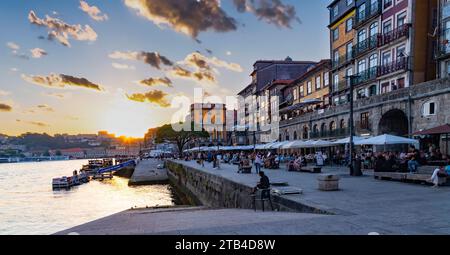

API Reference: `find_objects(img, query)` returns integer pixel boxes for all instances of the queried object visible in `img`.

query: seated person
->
[252,171,270,194]
[429,166,449,188]
[238,157,251,173]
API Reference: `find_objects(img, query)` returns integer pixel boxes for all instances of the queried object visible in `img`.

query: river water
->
[0,160,176,235]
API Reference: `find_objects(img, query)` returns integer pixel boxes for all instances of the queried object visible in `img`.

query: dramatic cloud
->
[112,63,135,70]
[79,1,109,21]
[6,42,20,51]
[21,73,103,91]
[124,0,237,38]
[0,103,12,112]
[16,119,49,127]
[233,0,300,28]
[139,77,172,87]
[28,10,98,47]
[30,48,48,58]
[10,68,19,72]
[169,66,216,84]
[126,90,170,107]
[181,52,243,72]
[109,51,173,69]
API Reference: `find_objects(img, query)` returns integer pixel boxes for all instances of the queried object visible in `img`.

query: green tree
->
[155,123,209,155]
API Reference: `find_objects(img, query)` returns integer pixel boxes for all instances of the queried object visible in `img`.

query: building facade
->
[329,0,357,106]
[190,103,229,145]
[330,0,437,104]
[437,0,450,78]
[236,57,317,144]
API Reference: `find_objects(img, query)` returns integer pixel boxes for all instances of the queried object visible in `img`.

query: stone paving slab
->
[129,159,168,185]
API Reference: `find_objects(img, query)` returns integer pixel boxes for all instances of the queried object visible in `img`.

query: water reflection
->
[0,160,176,235]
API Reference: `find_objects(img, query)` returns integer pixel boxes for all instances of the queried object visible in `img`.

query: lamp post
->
[344,74,361,176]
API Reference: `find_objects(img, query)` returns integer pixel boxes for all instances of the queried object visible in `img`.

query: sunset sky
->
[0,0,329,138]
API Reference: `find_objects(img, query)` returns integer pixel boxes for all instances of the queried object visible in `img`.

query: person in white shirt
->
[254,154,262,174]
[429,166,448,188]
[316,152,324,167]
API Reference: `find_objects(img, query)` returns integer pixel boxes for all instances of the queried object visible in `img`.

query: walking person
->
[254,154,262,174]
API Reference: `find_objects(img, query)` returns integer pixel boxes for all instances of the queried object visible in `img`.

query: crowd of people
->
[180,143,450,188]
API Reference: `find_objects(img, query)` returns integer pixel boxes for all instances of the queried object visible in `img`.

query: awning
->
[412,124,450,136]
[333,136,368,145]
[354,134,419,146]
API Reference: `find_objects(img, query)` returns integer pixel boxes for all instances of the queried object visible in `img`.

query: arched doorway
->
[378,109,409,136]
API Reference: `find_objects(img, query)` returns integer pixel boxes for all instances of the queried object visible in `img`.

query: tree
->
[155,123,209,155]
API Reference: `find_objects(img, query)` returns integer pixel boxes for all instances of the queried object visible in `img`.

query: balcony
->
[380,24,410,46]
[310,128,350,139]
[379,57,409,77]
[354,66,378,86]
[332,53,353,69]
[355,1,382,28]
[332,80,348,94]
[353,34,379,58]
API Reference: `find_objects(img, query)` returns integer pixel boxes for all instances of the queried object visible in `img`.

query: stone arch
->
[330,121,336,131]
[340,119,346,129]
[293,131,298,140]
[302,125,309,139]
[378,109,409,136]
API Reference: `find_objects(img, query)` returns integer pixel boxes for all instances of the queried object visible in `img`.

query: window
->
[299,85,304,97]
[423,101,437,117]
[369,22,378,37]
[330,121,336,131]
[347,0,353,6]
[382,51,391,66]
[358,3,366,21]
[333,74,339,91]
[381,82,390,93]
[333,6,339,17]
[316,76,321,89]
[397,11,406,27]
[293,88,298,101]
[307,81,312,94]
[383,20,392,34]
[369,85,377,96]
[340,119,346,129]
[369,53,378,68]
[346,18,353,32]
[358,60,366,72]
[358,29,367,43]
[384,0,393,9]
[357,88,366,99]
[397,45,406,58]
[397,77,405,89]
[361,112,370,129]
[333,28,339,41]
[324,72,330,87]
[334,50,339,63]
[346,42,353,59]
[370,0,379,11]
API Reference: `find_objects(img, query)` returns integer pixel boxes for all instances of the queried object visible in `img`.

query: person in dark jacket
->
[374,154,386,172]
[252,171,270,193]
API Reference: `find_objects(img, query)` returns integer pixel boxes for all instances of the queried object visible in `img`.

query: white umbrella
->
[268,141,290,149]
[354,134,419,146]
[304,140,333,148]
[282,140,308,149]
[333,136,368,145]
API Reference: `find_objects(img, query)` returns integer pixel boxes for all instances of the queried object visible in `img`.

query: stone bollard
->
[317,174,340,191]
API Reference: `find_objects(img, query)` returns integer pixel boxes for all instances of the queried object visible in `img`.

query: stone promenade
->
[57,161,450,235]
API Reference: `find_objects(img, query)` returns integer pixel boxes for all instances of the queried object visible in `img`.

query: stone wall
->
[166,160,334,214]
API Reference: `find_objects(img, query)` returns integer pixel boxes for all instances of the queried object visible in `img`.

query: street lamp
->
[344,74,362,176]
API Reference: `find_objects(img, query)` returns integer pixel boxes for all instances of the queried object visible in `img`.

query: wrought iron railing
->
[380,24,410,46]
[379,57,409,76]
[354,66,379,86]
[353,34,379,58]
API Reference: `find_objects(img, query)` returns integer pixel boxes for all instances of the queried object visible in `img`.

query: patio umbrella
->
[333,136,368,145]
[354,134,419,147]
